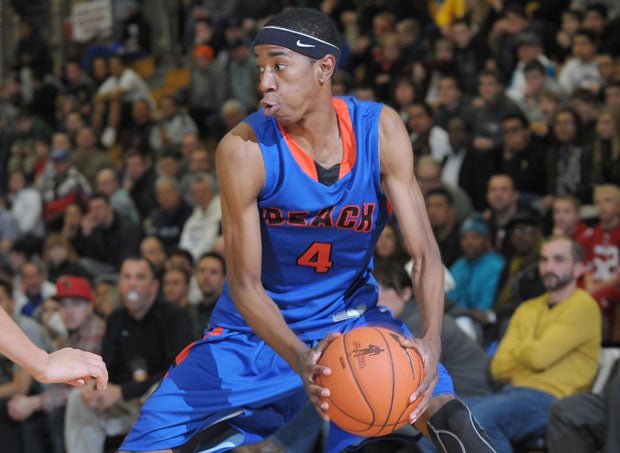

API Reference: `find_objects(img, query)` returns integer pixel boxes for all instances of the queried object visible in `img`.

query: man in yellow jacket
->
[463,234,601,452]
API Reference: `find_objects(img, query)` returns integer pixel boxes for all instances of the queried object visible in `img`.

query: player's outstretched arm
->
[378,105,445,423]
[216,124,334,418]
[0,307,108,388]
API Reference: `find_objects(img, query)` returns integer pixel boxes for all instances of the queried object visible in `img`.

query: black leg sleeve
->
[427,399,497,453]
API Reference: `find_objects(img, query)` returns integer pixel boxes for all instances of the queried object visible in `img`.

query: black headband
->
[254,26,341,64]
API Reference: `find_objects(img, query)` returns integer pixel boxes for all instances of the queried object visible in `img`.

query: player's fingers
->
[314,332,341,355]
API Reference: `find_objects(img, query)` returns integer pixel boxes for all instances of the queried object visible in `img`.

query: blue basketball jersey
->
[210,97,390,340]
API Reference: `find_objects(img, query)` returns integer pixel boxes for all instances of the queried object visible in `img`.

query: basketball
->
[316,326,425,437]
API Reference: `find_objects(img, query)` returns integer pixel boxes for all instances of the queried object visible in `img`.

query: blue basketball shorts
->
[120,307,455,452]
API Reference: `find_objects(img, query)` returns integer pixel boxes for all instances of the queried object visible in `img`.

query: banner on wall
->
[71,0,113,42]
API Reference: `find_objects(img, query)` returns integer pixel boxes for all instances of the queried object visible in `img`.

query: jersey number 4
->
[297,242,333,273]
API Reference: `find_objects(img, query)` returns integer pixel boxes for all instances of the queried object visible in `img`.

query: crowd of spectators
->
[1,0,620,452]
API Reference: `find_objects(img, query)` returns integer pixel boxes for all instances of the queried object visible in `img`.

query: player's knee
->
[427,398,497,453]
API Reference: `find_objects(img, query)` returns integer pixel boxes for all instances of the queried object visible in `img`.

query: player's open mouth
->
[261,100,278,116]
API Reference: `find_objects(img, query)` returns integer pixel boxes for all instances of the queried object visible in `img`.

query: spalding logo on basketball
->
[317,326,425,436]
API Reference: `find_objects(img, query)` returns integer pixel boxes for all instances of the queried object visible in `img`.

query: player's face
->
[255,44,321,126]
[539,238,579,291]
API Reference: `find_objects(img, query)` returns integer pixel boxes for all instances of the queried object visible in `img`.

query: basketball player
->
[0,306,108,388]
[120,8,496,453]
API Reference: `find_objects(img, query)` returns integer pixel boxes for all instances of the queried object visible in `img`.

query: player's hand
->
[400,335,440,424]
[35,348,108,389]
[298,331,341,421]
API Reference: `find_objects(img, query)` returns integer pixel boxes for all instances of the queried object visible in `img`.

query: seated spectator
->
[491,210,546,343]
[153,95,199,150]
[73,193,141,274]
[449,19,489,97]
[0,198,20,258]
[570,88,598,146]
[179,173,221,262]
[122,98,160,155]
[492,113,548,212]
[179,147,213,204]
[123,149,158,220]
[463,235,601,452]
[551,194,589,240]
[117,1,152,59]
[433,75,476,130]
[406,102,451,162]
[447,213,505,342]
[61,60,94,117]
[425,188,462,267]
[41,233,91,283]
[443,116,493,211]
[194,252,226,335]
[373,222,410,269]
[604,81,620,108]
[34,296,67,347]
[144,177,192,251]
[0,279,54,452]
[162,266,191,310]
[40,147,92,232]
[92,277,121,320]
[63,257,194,452]
[547,373,620,453]
[472,69,523,152]
[60,203,85,243]
[71,126,113,189]
[95,167,140,225]
[91,54,155,148]
[7,169,44,238]
[7,276,105,453]
[580,184,620,342]
[484,173,520,257]
[546,107,594,204]
[592,106,620,186]
[416,155,474,224]
[13,260,56,317]
[139,236,167,283]
[558,29,603,96]
[516,59,566,126]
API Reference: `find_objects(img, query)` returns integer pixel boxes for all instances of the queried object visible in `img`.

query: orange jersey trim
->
[278,97,357,182]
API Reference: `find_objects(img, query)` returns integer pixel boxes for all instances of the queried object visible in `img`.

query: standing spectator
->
[425,188,462,267]
[63,257,194,453]
[464,235,601,452]
[73,193,141,274]
[145,177,193,251]
[95,167,140,225]
[449,19,489,96]
[546,107,594,204]
[122,99,160,155]
[179,173,222,262]
[11,20,52,102]
[580,184,620,341]
[61,60,94,117]
[118,1,152,59]
[447,214,505,342]
[7,276,105,453]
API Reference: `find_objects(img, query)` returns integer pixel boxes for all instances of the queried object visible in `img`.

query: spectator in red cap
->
[7,275,105,452]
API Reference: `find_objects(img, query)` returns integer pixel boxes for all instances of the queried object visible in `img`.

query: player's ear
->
[317,55,336,83]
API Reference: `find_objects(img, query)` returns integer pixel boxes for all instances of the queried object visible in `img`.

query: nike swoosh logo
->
[296,40,316,48]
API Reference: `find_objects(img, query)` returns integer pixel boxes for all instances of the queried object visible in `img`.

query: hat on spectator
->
[56,276,94,303]
[50,148,71,161]
[460,213,490,237]
[516,31,542,47]
[506,209,542,231]
[193,44,215,62]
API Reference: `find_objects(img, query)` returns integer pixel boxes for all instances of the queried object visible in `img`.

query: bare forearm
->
[0,309,48,379]
[410,249,444,341]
